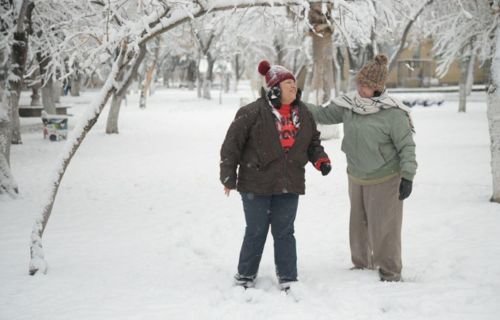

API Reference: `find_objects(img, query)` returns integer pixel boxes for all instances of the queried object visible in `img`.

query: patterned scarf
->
[269,102,300,150]
[333,91,415,131]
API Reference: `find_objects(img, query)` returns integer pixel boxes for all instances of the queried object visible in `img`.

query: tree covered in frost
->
[28,0,313,276]
[424,0,495,112]
[487,1,500,202]
[0,0,33,197]
[424,0,499,201]
[328,0,434,90]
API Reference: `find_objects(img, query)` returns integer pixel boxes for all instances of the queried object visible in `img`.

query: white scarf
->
[332,91,415,131]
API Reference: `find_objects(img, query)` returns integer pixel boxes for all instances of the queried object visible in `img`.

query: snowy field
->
[1,84,499,320]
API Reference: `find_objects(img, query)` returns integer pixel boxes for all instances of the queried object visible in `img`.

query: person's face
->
[279,79,297,104]
[357,84,376,98]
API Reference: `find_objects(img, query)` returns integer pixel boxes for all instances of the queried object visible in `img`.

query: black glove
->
[320,163,331,176]
[399,178,413,200]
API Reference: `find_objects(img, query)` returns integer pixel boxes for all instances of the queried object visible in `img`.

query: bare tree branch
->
[388,0,434,72]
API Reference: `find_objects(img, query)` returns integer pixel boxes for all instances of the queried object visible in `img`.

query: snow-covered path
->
[1,87,498,319]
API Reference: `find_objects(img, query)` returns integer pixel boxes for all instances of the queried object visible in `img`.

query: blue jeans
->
[237,192,299,282]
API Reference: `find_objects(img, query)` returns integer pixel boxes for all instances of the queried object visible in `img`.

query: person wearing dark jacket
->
[220,60,331,291]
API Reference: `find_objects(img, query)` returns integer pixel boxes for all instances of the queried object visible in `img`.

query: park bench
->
[19,105,71,117]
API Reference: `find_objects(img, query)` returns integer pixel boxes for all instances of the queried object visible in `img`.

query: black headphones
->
[266,86,302,109]
[267,86,282,109]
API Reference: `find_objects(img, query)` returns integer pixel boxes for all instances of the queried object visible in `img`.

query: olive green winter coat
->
[307,96,417,183]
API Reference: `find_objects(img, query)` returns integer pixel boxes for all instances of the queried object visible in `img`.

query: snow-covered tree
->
[26,1,94,113]
[138,36,161,109]
[424,0,498,201]
[28,0,312,276]
[329,0,434,91]
[308,1,334,103]
[426,0,494,112]
[0,0,33,196]
[487,1,500,202]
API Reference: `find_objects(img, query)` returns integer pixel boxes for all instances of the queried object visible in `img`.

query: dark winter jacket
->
[220,90,328,195]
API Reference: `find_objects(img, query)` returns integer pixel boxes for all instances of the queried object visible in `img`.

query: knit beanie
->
[258,60,295,88]
[356,54,388,91]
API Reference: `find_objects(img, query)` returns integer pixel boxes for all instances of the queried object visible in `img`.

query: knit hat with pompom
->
[356,54,388,91]
[258,60,295,88]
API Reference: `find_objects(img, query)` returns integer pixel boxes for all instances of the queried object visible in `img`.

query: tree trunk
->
[0,91,18,196]
[224,72,230,93]
[9,31,28,145]
[1,95,13,168]
[187,59,197,91]
[197,76,202,98]
[163,68,169,87]
[53,80,61,104]
[41,77,57,114]
[466,51,476,96]
[0,151,18,196]
[70,74,81,97]
[203,54,214,99]
[1,0,32,193]
[139,37,160,109]
[202,78,211,99]
[196,55,203,98]
[37,52,57,114]
[458,56,468,113]
[70,62,82,96]
[10,101,22,144]
[308,2,339,140]
[105,46,146,134]
[275,39,284,65]
[233,54,241,92]
[106,92,124,134]
[139,61,157,109]
[30,84,41,106]
[139,85,146,109]
[487,26,500,203]
[311,33,334,104]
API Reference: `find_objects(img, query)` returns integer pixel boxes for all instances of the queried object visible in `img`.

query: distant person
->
[307,54,417,282]
[220,60,331,291]
[63,79,71,96]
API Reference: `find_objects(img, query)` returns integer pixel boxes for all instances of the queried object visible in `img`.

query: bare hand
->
[224,187,231,197]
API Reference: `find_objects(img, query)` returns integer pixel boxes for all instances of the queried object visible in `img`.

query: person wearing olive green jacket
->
[308,54,417,282]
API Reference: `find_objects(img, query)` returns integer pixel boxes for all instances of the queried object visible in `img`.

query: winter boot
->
[234,274,256,289]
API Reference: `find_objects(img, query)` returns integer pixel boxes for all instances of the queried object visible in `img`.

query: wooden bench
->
[19,105,71,117]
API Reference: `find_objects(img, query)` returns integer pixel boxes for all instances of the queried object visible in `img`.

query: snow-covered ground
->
[1,85,499,320]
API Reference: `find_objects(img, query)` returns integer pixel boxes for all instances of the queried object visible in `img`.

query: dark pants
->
[237,192,299,282]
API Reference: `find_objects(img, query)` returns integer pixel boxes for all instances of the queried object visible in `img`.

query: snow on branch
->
[28,41,127,276]
[429,0,496,77]
[138,0,309,45]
